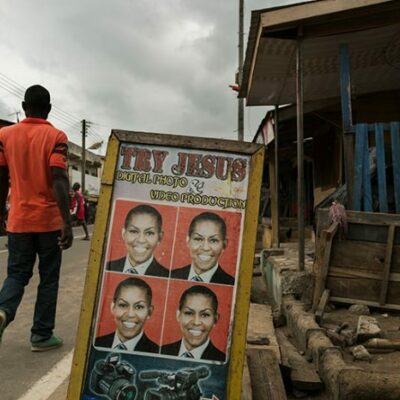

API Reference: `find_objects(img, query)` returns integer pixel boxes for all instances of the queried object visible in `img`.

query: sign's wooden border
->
[67,130,264,400]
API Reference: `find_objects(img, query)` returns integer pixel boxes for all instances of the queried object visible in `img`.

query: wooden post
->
[379,225,395,305]
[340,44,354,209]
[269,150,277,247]
[274,105,280,248]
[296,29,305,271]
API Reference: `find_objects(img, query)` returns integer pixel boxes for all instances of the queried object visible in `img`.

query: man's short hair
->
[24,85,51,112]
[188,212,227,240]
[178,285,218,314]
[113,277,152,305]
[72,182,80,191]
[124,204,162,232]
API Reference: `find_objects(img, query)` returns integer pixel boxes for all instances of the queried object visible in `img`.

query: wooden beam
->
[317,208,400,232]
[380,225,396,305]
[315,289,330,323]
[313,223,338,309]
[269,152,278,246]
[276,329,323,392]
[340,44,354,207]
[247,348,287,400]
[340,44,353,133]
[113,129,261,155]
[260,0,392,30]
[329,266,400,282]
[331,296,400,311]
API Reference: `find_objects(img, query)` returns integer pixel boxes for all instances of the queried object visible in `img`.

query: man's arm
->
[51,166,73,249]
[0,166,9,233]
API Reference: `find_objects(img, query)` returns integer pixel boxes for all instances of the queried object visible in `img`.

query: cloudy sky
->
[0,0,309,153]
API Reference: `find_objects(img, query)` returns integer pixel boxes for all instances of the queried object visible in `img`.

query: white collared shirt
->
[123,255,154,275]
[188,263,218,283]
[111,330,144,352]
[178,338,210,359]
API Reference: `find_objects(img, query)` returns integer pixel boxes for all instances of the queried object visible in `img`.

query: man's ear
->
[122,227,126,240]
[176,309,181,322]
[110,301,115,314]
[158,230,164,242]
[214,313,220,324]
[223,239,227,249]
[147,305,154,319]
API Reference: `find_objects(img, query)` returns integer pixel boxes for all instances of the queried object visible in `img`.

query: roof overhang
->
[240,0,400,106]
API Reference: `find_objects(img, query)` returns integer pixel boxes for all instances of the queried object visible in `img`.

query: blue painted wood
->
[375,123,388,212]
[362,124,372,211]
[391,122,400,213]
[340,44,353,132]
[353,124,365,211]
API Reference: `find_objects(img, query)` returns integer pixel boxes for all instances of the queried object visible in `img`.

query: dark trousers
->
[0,231,62,342]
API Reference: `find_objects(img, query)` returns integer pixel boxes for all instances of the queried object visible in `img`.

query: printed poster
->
[81,142,250,400]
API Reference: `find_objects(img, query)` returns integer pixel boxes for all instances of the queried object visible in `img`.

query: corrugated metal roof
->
[240,0,400,106]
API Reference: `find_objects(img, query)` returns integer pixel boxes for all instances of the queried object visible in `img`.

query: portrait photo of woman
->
[161,285,225,362]
[107,204,169,277]
[95,277,159,353]
[171,212,235,285]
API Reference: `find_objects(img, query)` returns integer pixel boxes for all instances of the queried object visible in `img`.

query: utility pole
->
[81,119,86,194]
[238,0,244,141]
[8,111,20,122]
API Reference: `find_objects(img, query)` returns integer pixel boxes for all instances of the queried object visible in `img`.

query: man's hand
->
[51,166,73,250]
[58,223,73,250]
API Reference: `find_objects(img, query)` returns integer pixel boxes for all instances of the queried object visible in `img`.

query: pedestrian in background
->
[0,84,73,351]
[71,182,90,240]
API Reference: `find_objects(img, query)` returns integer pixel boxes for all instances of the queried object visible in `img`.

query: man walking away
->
[0,84,73,351]
[71,182,90,240]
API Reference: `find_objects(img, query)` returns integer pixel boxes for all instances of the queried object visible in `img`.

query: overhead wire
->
[0,72,108,150]
[0,72,80,124]
[0,78,78,128]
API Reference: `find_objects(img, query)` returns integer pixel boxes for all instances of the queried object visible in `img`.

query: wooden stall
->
[314,208,400,311]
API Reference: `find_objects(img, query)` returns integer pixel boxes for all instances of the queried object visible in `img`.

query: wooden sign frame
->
[67,130,264,400]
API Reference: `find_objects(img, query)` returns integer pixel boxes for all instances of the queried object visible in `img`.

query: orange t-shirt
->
[0,118,68,233]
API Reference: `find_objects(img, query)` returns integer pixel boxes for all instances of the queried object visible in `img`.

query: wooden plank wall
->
[315,209,400,310]
[353,122,400,213]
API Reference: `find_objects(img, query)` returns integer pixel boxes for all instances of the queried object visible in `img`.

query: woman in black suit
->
[95,277,158,353]
[171,212,234,285]
[107,204,169,277]
[161,285,225,362]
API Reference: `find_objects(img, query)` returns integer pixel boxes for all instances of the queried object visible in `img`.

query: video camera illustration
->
[90,353,137,400]
[139,366,210,400]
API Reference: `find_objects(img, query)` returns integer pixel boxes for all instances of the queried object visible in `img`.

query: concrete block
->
[356,316,382,342]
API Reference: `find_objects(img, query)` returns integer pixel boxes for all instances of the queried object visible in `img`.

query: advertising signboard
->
[68,130,264,400]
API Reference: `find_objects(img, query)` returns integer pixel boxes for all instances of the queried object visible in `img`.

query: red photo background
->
[161,280,233,353]
[95,272,168,345]
[171,207,242,277]
[106,199,177,268]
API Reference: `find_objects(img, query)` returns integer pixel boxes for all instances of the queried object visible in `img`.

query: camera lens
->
[109,379,137,400]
